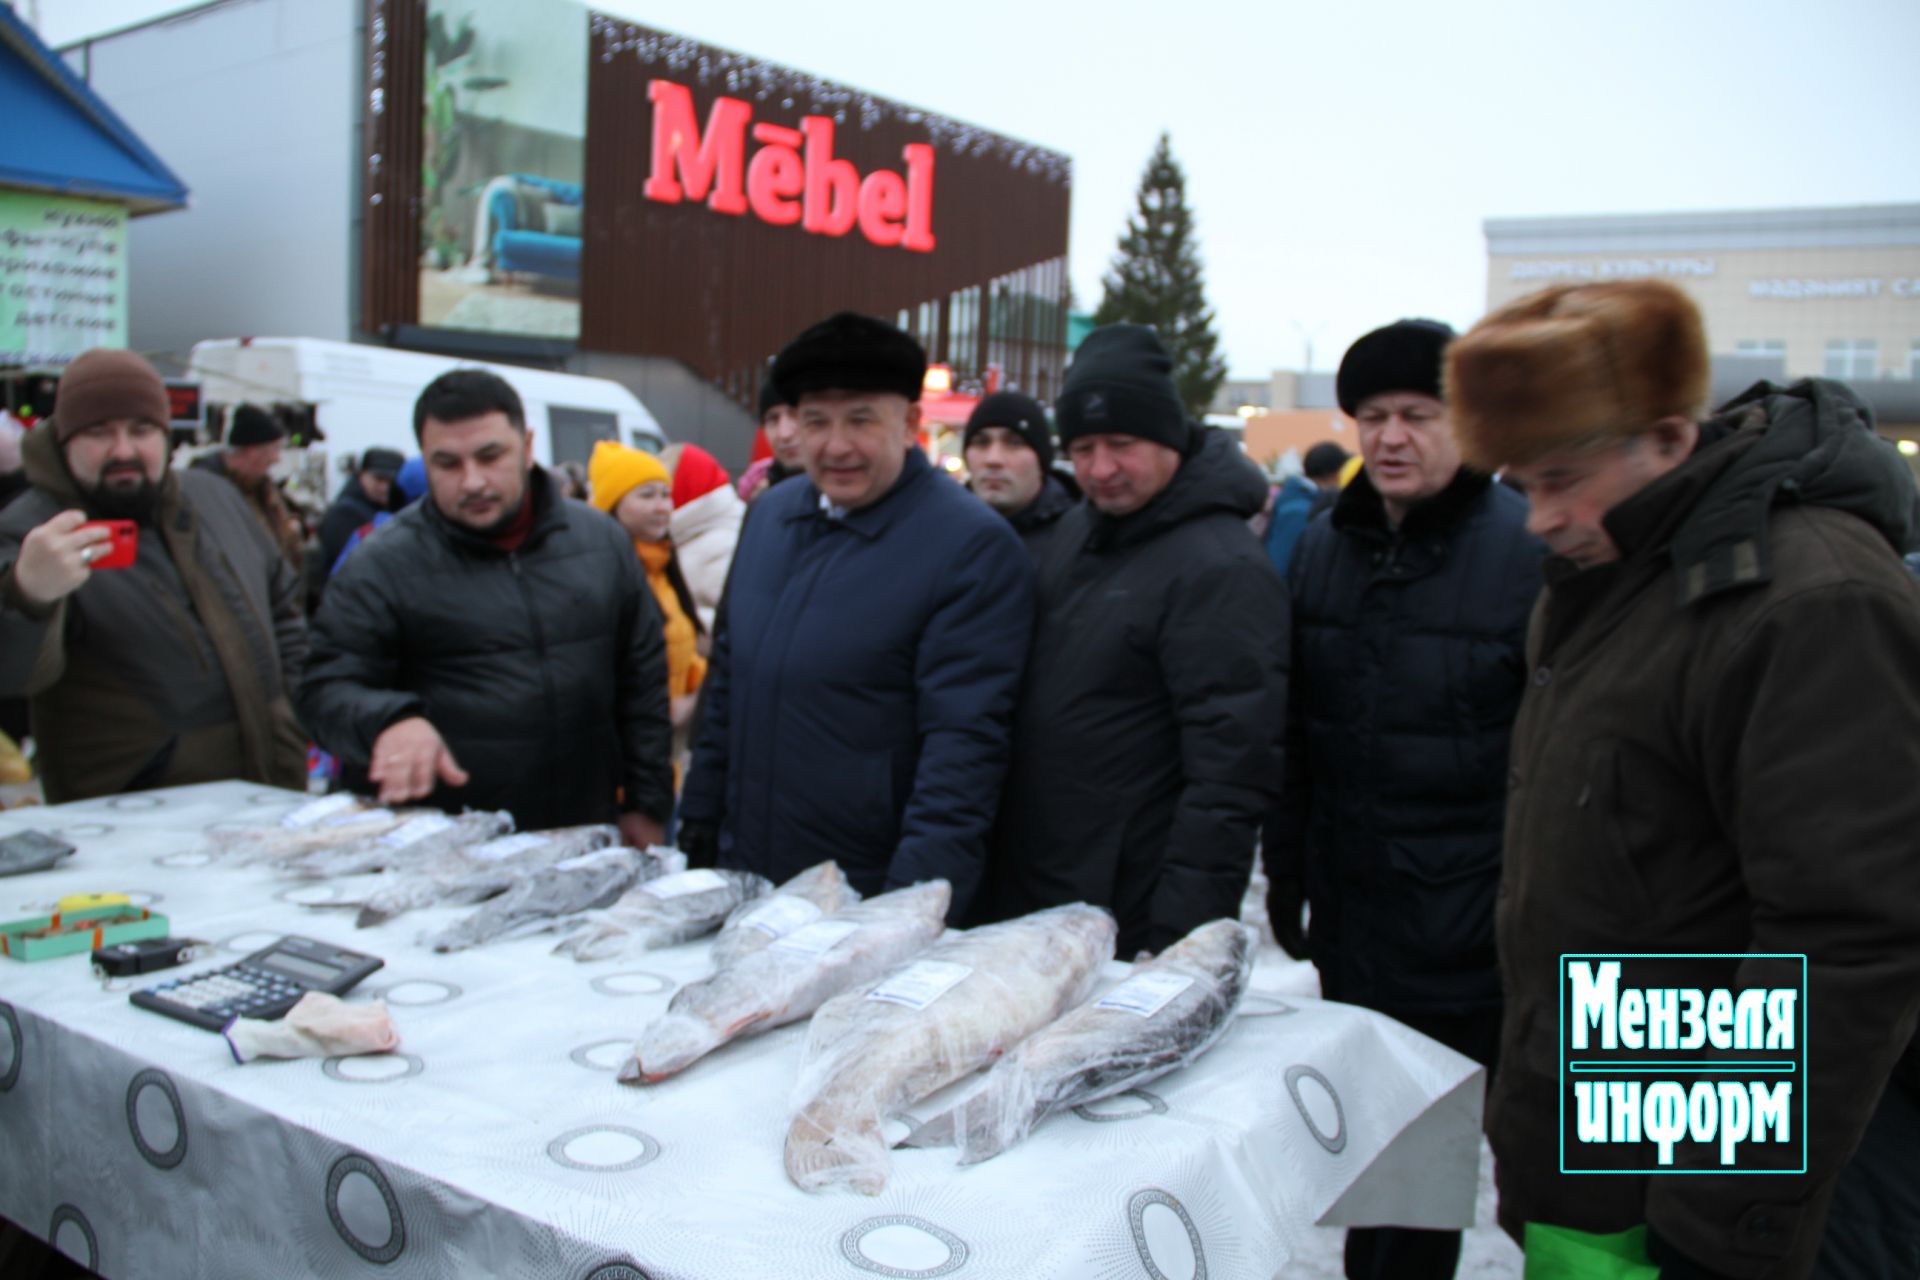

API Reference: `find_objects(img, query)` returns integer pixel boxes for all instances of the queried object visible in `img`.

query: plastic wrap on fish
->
[554,868,772,960]
[709,861,861,970]
[353,825,621,927]
[924,918,1254,1164]
[206,798,416,865]
[281,810,513,879]
[423,846,671,952]
[623,881,949,1085]
[784,903,1116,1195]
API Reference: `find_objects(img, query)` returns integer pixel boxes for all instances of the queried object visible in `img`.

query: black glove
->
[1266,876,1307,959]
[675,820,719,868]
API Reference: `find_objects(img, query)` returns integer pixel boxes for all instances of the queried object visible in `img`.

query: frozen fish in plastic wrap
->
[206,797,416,864]
[424,846,670,952]
[709,861,860,970]
[554,868,772,960]
[923,918,1254,1164]
[282,810,513,879]
[784,902,1116,1195]
[353,825,621,927]
[621,880,948,1084]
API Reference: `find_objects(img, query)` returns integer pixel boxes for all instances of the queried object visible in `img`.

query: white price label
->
[641,869,729,899]
[279,794,360,829]
[866,960,973,1010]
[467,834,549,863]
[1095,972,1195,1019]
[378,815,456,849]
[771,919,859,957]
[555,849,628,872]
[741,896,824,938]
[326,807,393,827]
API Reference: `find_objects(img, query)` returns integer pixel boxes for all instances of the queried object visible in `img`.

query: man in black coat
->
[677,314,1033,916]
[1265,319,1543,1280]
[300,370,671,844]
[962,391,1079,554]
[979,324,1288,956]
[316,447,404,572]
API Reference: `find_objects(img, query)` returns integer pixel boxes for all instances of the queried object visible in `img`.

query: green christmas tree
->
[1093,133,1228,419]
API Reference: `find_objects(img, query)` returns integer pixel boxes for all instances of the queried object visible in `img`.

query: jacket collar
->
[1331,463,1492,544]
[785,446,932,541]
[1087,427,1267,551]
[1009,472,1079,534]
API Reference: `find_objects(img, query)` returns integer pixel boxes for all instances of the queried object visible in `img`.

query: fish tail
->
[955,1065,1038,1166]
[354,904,388,929]
[784,1108,889,1195]
[634,1012,725,1080]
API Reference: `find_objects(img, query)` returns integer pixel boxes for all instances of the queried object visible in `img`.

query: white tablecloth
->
[0,782,1483,1279]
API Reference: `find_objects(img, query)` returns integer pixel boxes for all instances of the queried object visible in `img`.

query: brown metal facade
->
[359,0,423,337]
[359,10,1071,403]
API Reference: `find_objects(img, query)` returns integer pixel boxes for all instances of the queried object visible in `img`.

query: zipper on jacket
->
[509,552,563,814]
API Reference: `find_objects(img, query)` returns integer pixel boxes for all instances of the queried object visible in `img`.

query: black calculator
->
[130,935,384,1031]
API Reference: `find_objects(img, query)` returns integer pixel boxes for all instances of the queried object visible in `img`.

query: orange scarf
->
[635,539,706,697]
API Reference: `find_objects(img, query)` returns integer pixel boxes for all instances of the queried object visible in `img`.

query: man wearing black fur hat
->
[193,403,305,567]
[678,313,1033,916]
[1451,280,1920,1279]
[977,323,1287,956]
[1266,318,1544,1280]
[962,390,1078,553]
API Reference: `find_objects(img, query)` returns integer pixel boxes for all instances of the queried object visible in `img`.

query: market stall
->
[0,782,1483,1279]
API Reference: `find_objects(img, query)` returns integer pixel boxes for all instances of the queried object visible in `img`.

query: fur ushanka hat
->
[1444,279,1711,471]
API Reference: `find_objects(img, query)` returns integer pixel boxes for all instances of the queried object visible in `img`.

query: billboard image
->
[418,0,585,339]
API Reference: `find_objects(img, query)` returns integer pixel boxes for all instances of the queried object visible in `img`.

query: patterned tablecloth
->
[0,781,1483,1280]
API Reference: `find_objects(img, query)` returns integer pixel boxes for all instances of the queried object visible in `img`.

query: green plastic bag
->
[1524,1222,1662,1280]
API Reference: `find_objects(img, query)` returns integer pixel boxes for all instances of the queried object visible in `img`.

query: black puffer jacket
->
[1269,466,1542,1015]
[1007,471,1080,555]
[299,467,672,829]
[317,475,387,572]
[981,428,1289,955]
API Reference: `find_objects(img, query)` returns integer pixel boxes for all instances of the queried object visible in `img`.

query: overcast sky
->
[36,0,1920,377]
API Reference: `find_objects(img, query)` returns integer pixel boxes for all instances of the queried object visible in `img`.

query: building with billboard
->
[0,3,185,384]
[1484,205,1920,448]
[64,0,1072,469]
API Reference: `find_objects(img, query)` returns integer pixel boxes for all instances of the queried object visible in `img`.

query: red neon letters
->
[644,80,935,254]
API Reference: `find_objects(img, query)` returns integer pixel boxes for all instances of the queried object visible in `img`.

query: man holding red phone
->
[0,348,308,801]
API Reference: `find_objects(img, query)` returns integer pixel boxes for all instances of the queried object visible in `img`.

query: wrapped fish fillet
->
[353,825,621,927]
[709,861,860,970]
[621,880,949,1084]
[424,846,669,952]
[207,797,415,864]
[925,918,1254,1164]
[784,903,1115,1195]
[282,810,513,879]
[554,868,772,960]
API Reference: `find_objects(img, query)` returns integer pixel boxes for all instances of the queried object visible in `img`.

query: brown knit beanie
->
[51,348,171,442]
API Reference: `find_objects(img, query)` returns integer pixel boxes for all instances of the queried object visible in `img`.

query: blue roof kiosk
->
[0,2,187,369]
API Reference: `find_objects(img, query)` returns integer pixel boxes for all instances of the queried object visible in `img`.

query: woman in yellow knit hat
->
[589,441,706,776]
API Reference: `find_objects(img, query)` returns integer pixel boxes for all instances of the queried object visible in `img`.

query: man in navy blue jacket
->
[676,313,1034,919]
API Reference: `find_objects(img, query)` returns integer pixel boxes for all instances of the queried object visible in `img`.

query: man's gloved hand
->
[1265,875,1307,959]
[675,820,718,867]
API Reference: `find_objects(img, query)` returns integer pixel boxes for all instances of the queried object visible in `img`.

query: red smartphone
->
[78,520,139,570]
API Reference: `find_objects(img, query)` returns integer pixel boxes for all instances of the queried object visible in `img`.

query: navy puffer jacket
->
[1269,467,1542,1015]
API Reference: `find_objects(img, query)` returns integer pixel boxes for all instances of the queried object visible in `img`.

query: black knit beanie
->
[963,392,1053,472]
[1054,324,1193,454]
[227,403,285,447]
[1335,319,1456,415]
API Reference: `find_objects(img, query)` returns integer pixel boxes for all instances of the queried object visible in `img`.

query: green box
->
[0,905,169,961]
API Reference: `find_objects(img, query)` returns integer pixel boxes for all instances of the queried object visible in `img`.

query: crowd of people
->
[1,278,1917,1279]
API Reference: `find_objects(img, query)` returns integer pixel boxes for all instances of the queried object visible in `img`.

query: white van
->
[186,337,666,471]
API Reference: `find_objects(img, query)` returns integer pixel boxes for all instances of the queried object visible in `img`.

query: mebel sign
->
[643,80,936,254]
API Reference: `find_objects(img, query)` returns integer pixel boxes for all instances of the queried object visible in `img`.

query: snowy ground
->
[1243,869,1524,1279]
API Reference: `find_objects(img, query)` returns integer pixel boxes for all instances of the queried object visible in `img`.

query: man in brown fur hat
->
[0,348,308,800]
[1449,279,1920,1278]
